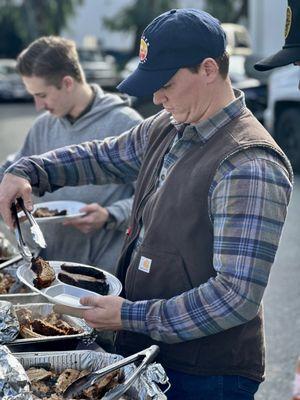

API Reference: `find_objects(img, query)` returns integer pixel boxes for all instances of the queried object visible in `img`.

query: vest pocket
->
[125,245,193,301]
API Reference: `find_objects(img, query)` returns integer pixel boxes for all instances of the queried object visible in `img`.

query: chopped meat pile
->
[0,270,30,294]
[0,248,11,261]
[33,207,67,218]
[26,366,123,399]
[16,308,82,338]
[0,235,15,262]
[31,256,56,289]
[0,271,15,294]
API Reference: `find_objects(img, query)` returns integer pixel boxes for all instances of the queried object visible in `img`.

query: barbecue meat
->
[20,325,44,338]
[83,370,122,398]
[26,366,123,399]
[60,264,107,280]
[31,318,81,337]
[56,369,81,393]
[31,381,52,397]
[17,308,82,338]
[33,207,67,218]
[31,256,56,289]
[58,264,109,295]
[27,367,53,382]
[31,319,68,336]
[0,272,15,294]
[16,308,32,327]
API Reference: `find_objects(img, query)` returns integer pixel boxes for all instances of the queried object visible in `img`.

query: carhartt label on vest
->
[138,256,152,273]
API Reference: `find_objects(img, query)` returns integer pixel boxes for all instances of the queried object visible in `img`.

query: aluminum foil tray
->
[8,303,93,353]
[0,292,45,305]
[14,349,167,399]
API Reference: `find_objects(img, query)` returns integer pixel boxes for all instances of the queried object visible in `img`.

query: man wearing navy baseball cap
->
[0,9,293,399]
[254,0,300,72]
[117,8,226,97]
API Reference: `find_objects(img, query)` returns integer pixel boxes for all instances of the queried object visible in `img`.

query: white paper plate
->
[17,261,122,313]
[30,200,87,223]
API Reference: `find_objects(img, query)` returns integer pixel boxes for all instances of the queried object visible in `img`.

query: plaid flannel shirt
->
[7,90,293,343]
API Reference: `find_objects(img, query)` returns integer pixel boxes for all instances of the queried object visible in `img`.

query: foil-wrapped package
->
[0,345,31,399]
[137,363,170,399]
[0,301,20,343]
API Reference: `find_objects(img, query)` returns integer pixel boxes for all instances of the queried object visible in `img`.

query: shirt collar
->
[171,89,246,143]
[65,85,97,125]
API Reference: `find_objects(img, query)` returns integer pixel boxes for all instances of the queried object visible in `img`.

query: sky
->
[62,0,204,51]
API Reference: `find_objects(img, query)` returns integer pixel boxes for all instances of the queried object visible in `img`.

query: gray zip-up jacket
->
[0,85,142,273]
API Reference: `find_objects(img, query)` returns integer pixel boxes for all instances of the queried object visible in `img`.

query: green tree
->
[0,1,24,57]
[103,0,178,58]
[0,0,84,58]
[205,0,248,23]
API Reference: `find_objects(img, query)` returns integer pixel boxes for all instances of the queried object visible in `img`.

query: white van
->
[222,23,252,56]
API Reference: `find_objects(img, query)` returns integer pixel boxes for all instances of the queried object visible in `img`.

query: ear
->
[61,76,74,91]
[201,58,219,83]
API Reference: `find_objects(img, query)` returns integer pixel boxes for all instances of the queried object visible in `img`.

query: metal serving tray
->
[0,292,45,304]
[8,302,93,353]
[14,349,167,399]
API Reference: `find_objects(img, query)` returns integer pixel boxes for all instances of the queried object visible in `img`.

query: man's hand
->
[0,173,33,229]
[80,295,125,330]
[63,203,109,234]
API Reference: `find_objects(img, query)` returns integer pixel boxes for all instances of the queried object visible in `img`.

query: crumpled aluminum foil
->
[0,301,20,343]
[137,363,170,399]
[0,345,31,400]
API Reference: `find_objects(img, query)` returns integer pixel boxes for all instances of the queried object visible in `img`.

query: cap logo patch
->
[139,36,149,63]
[285,6,292,38]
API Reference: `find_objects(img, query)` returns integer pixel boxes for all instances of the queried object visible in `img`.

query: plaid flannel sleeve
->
[5,116,156,196]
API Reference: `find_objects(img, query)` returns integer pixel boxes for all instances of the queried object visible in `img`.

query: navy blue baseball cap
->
[117,8,227,97]
[255,0,300,71]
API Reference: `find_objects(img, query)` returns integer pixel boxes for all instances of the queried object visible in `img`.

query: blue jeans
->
[165,369,260,400]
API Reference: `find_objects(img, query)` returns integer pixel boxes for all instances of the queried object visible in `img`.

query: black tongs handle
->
[11,202,25,247]
[17,197,33,224]
[11,201,32,262]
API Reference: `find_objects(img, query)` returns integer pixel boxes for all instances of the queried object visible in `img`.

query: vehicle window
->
[77,49,104,62]
[234,31,251,48]
[0,65,16,74]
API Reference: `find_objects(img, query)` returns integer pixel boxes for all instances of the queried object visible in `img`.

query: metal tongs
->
[63,345,160,400]
[11,197,46,262]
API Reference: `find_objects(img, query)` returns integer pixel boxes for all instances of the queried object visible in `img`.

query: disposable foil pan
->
[0,292,45,305]
[8,303,93,353]
[14,349,168,399]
